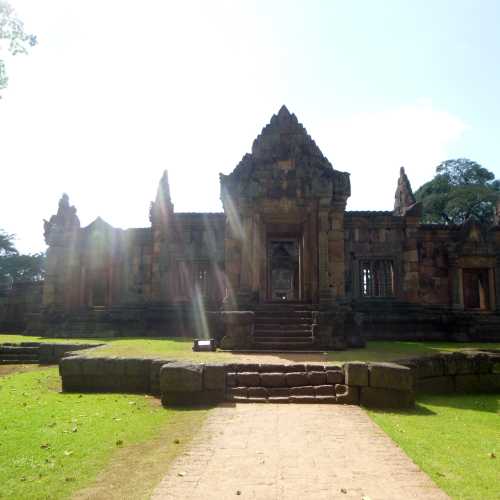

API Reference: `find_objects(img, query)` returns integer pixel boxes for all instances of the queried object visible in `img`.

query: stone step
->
[254,317,313,325]
[0,359,39,365]
[0,346,40,355]
[0,353,39,360]
[254,336,313,343]
[254,329,312,337]
[253,342,315,350]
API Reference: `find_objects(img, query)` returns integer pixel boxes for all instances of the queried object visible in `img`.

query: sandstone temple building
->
[28,106,500,348]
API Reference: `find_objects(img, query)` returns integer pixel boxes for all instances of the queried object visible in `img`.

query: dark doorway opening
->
[268,239,300,301]
[463,268,490,310]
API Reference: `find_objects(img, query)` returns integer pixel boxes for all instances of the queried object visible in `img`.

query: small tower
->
[393,167,417,216]
[150,170,174,228]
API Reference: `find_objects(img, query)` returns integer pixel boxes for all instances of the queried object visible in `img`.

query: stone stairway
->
[253,304,316,350]
[0,343,41,364]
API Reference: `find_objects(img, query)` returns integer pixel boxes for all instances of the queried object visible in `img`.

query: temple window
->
[360,260,394,297]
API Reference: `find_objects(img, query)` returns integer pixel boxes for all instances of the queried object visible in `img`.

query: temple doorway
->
[267,239,300,301]
[463,268,490,310]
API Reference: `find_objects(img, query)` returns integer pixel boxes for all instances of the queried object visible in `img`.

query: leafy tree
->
[0,252,45,284]
[0,1,37,92]
[415,158,500,225]
[0,229,17,255]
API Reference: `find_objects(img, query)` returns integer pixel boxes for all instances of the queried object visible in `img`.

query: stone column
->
[318,209,333,306]
[495,253,500,312]
[450,257,464,310]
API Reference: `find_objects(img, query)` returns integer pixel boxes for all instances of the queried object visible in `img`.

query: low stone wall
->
[0,342,99,364]
[58,351,499,409]
[396,351,500,395]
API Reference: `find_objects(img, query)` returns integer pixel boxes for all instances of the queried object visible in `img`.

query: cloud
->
[316,100,468,210]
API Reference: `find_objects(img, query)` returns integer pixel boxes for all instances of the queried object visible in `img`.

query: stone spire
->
[43,193,80,246]
[150,170,174,225]
[394,167,417,216]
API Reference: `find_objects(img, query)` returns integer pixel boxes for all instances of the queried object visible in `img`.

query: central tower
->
[220,106,351,307]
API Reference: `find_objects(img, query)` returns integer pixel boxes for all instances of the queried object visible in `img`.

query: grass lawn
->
[0,367,207,500]
[1,333,498,364]
[368,394,500,500]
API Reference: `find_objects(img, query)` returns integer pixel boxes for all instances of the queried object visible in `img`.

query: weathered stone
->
[306,364,324,372]
[259,364,281,372]
[160,363,203,393]
[416,356,444,378]
[284,364,306,372]
[237,372,260,386]
[335,384,359,404]
[59,356,83,377]
[455,374,481,393]
[163,390,224,406]
[246,397,268,403]
[235,364,260,373]
[268,397,289,404]
[260,372,287,388]
[369,362,413,391]
[125,358,151,377]
[326,370,344,385]
[314,384,335,396]
[285,372,310,387]
[308,371,327,386]
[344,362,369,386]
[81,357,105,376]
[267,387,291,397]
[290,386,315,397]
[416,376,455,394]
[315,396,337,404]
[204,364,226,390]
[247,386,268,398]
[479,373,500,392]
[228,386,248,398]
[226,372,237,387]
[360,387,415,409]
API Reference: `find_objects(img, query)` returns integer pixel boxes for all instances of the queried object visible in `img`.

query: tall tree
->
[415,158,500,225]
[0,229,17,255]
[0,1,37,93]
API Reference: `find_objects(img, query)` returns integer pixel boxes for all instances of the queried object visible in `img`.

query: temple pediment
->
[220,106,350,207]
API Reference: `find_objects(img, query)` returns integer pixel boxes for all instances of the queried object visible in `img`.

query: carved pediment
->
[220,106,350,207]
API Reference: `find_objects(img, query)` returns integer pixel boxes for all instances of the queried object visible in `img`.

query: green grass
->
[1,333,498,364]
[0,367,206,500]
[368,394,500,500]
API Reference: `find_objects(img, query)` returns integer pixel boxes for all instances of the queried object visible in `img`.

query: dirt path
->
[152,404,449,500]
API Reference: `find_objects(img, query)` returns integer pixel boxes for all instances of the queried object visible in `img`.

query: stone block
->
[228,387,248,398]
[104,357,127,377]
[335,384,359,405]
[163,390,225,406]
[267,387,291,397]
[443,352,474,375]
[479,373,500,392]
[369,363,413,391]
[290,386,315,397]
[81,357,105,376]
[344,362,369,386]
[268,397,289,404]
[284,364,306,372]
[247,386,268,398]
[259,364,281,372]
[285,372,310,387]
[455,374,481,393]
[59,356,83,377]
[289,396,316,404]
[160,363,203,393]
[416,357,444,378]
[226,372,237,387]
[314,385,335,396]
[204,364,226,390]
[326,370,344,385]
[416,376,455,394]
[235,364,260,373]
[124,358,152,378]
[260,372,287,388]
[308,371,327,386]
[246,397,268,403]
[360,387,415,409]
[306,364,324,371]
[237,372,260,386]
[465,353,492,374]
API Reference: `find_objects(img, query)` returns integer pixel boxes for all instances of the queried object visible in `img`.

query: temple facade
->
[31,106,500,347]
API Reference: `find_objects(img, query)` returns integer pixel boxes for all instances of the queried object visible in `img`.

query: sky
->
[1,0,499,253]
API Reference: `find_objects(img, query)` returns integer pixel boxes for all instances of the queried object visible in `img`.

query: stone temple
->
[28,106,500,348]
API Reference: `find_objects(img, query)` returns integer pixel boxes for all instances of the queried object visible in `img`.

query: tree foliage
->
[415,158,500,225]
[0,1,37,92]
[0,230,45,287]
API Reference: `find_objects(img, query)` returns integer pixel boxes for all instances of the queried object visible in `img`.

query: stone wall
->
[58,351,500,410]
[0,282,42,332]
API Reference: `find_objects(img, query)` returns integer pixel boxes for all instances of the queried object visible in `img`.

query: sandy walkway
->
[152,404,448,500]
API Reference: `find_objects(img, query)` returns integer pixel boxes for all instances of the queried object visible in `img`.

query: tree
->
[0,229,45,288]
[0,229,17,255]
[0,1,37,93]
[415,158,500,225]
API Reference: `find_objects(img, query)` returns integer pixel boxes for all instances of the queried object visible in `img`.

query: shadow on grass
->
[417,392,499,414]
[368,402,436,417]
